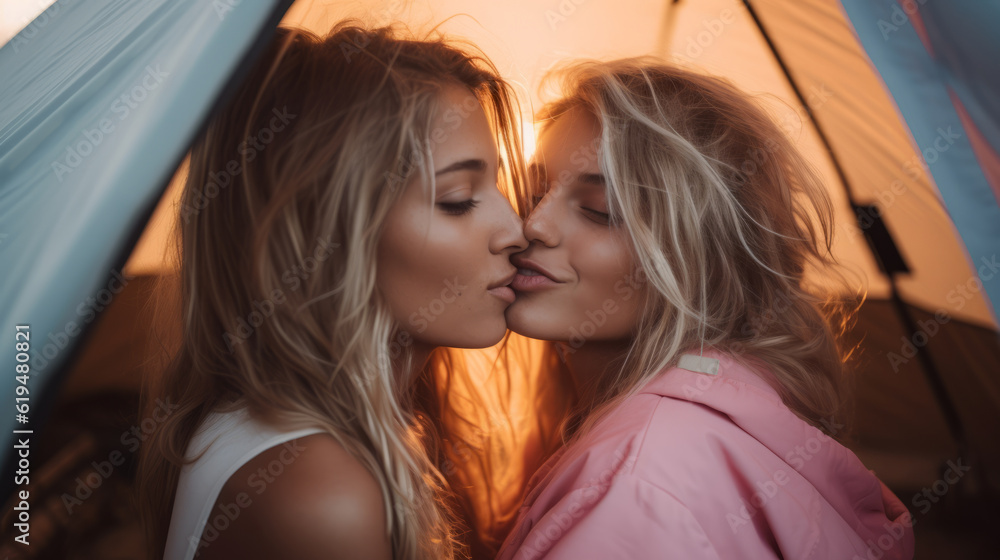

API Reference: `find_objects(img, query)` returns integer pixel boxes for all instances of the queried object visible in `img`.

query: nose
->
[490,193,529,254]
[522,192,560,248]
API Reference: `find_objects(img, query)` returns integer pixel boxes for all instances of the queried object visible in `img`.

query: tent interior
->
[1,0,998,558]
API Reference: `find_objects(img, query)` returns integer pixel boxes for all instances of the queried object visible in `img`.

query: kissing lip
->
[488,269,518,290]
[511,256,563,283]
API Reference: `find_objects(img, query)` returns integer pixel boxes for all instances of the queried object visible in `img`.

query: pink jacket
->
[497,350,914,560]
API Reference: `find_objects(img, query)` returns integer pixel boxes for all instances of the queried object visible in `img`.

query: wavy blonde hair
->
[136,23,527,560]
[536,59,858,440]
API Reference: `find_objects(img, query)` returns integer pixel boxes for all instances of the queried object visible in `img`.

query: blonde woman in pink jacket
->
[498,59,915,559]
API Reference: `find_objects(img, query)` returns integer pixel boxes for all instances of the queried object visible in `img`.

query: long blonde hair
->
[136,23,526,560]
[537,59,857,439]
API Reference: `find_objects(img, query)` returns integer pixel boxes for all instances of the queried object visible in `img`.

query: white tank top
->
[162,405,325,560]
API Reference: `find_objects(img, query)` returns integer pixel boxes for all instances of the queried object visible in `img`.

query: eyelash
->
[438,200,478,216]
[582,207,611,225]
[529,176,610,225]
[530,194,610,225]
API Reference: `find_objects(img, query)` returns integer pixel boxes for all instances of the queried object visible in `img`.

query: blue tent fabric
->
[917,1,1000,154]
[0,0,291,497]
[839,0,1000,322]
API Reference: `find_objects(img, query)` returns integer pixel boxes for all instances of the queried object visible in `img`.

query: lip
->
[488,270,518,290]
[487,270,518,304]
[511,257,562,283]
[510,257,563,292]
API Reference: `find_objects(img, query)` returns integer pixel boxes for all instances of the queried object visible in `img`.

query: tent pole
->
[656,0,684,58]
[740,0,972,472]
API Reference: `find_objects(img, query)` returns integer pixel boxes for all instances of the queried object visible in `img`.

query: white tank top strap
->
[163,405,325,560]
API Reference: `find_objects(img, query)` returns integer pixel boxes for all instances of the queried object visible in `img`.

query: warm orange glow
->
[521,118,537,163]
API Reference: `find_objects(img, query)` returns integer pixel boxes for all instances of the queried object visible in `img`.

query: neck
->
[559,338,632,400]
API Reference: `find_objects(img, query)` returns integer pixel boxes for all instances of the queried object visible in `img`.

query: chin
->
[504,300,565,342]
[442,319,509,349]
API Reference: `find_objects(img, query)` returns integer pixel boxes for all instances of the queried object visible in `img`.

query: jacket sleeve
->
[510,475,722,560]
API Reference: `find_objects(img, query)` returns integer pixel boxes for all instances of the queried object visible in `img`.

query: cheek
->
[377,215,505,346]
[571,234,643,338]
[379,223,473,328]
[506,230,643,343]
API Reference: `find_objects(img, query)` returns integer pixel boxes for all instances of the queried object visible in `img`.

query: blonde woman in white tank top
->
[136,23,530,560]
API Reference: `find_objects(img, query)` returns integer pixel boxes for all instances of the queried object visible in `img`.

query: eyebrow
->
[529,162,606,186]
[434,158,488,177]
[576,172,606,186]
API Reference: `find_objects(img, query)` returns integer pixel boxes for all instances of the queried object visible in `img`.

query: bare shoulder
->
[195,432,392,560]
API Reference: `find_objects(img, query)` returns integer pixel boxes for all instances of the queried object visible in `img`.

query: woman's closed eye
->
[581,207,610,225]
[437,199,479,216]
